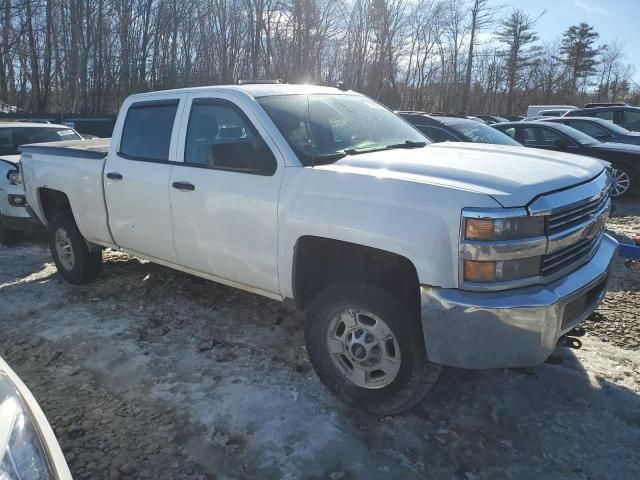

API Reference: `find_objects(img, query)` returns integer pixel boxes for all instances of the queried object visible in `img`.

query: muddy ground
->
[0,200,639,480]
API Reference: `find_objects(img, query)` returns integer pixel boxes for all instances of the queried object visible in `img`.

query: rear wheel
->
[305,282,441,415]
[49,211,102,284]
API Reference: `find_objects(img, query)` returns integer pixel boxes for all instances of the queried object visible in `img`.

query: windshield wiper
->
[309,142,425,166]
[385,140,428,150]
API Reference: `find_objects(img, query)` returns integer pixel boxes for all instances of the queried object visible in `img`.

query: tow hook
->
[558,336,582,349]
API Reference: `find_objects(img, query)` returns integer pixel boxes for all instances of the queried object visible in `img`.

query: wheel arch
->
[291,235,420,314]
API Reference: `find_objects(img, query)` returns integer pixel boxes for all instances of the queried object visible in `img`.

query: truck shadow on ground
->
[0,233,638,480]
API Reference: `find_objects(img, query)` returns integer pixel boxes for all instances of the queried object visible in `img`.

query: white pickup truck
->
[20,84,617,414]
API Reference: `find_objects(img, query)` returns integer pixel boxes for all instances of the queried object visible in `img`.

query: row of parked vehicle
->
[400,103,640,198]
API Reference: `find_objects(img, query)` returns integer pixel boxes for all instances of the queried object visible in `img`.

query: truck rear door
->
[104,96,184,263]
[169,92,284,296]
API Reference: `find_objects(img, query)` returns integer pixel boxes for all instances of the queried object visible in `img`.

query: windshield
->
[0,127,81,155]
[450,122,520,146]
[257,94,429,165]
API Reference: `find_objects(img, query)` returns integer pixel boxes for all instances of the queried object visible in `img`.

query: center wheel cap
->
[351,343,367,359]
[327,309,402,389]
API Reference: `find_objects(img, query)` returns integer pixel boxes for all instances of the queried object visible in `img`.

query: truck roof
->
[0,121,72,129]
[126,83,352,100]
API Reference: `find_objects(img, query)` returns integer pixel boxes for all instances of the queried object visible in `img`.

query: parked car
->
[475,115,510,124]
[538,109,573,117]
[0,122,83,244]
[527,105,578,117]
[564,105,640,131]
[0,355,72,479]
[501,115,525,122]
[539,117,640,146]
[584,102,628,108]
[493,121,640,197]
[400,113,521,145]
[20,84,616,414]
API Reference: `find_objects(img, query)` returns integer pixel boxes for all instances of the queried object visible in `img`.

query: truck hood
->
[318,143,605,207]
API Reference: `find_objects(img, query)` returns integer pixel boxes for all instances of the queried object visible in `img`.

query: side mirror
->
[553,139,570,148]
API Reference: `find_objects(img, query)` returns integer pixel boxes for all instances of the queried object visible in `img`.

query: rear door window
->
[522,126,568,147]
[622,110,640,128]
[589,110,614,121]
[119,100,179,161]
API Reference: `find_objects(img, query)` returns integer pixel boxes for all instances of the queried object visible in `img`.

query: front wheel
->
[49,211,102,284]
[610,164,635,198]
[305,282,441,415]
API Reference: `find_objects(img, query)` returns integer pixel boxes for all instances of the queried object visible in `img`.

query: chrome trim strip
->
[461,274,542,292]
[528,171,610,216]
[462,207,528,219]
[461,236,547,261]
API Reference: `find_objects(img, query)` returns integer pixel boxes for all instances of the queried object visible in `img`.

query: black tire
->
[48,211,102,284]
[0,222,24,245]
[305,282,441,415]
[610,163,636,198]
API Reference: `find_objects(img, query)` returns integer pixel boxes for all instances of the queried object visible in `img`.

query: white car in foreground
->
[0,123,82,244]
[20,84,617,414]
[0,356,72,479]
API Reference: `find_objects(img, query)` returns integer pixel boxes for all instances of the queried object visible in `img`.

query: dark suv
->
[399,112,520,145]
[564,106,640,131]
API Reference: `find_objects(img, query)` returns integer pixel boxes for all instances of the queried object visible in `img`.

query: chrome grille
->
[540,184,611,282]
[547,193,610,235]
[542,232,603,277]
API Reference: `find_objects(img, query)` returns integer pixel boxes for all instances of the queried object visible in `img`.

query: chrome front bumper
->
[420,233,618,369]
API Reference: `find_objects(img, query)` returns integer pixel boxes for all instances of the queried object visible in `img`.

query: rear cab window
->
[119,100,179,161]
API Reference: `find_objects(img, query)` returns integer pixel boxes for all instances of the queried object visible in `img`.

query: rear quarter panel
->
[21,152,113,245]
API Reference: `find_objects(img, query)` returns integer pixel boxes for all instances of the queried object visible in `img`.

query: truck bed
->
[20,137,114,247]
[19,138,111,159]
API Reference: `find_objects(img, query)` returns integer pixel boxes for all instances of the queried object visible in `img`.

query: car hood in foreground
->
[318,142,605,207]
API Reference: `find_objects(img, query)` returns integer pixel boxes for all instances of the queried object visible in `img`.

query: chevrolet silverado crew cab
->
[20,84,617,414]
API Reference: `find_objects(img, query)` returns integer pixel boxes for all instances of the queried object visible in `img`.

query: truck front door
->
[169,93,284,296]
[104,96,184,263]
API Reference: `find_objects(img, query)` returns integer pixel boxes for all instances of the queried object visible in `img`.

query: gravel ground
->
[582,198,640,350]
[0,200,639,480]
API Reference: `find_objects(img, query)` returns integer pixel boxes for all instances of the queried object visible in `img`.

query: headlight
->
[0,372,55,479]
[463,257,542,283]
[464,215,544,241]
[461,208,547,288]
[8,170,22,185]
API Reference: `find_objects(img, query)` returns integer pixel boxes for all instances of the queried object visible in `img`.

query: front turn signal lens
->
[463,260,497,282]
[465,218,495,240]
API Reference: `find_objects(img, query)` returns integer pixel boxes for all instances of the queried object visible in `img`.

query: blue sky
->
[486,0,640,85]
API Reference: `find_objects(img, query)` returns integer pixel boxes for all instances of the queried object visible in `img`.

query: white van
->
[527,105,578,117]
